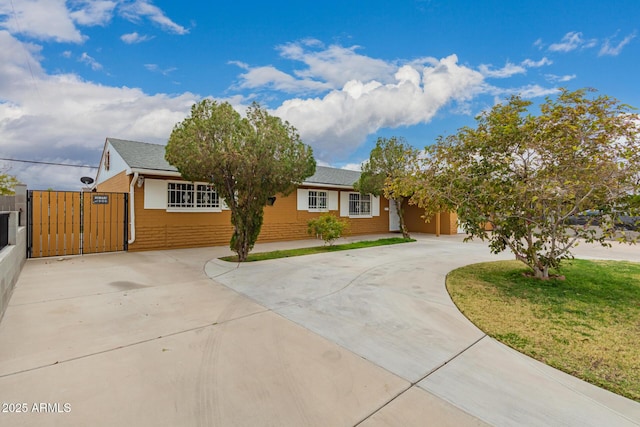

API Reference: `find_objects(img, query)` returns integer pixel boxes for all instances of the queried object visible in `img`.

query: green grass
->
[219,237,416,262]
[446,259,640,401]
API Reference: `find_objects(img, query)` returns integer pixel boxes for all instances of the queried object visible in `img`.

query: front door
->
[388,199,400,232]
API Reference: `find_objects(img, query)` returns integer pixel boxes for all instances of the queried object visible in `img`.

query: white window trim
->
[297,188,338,212]
[349,193,372,217]
[166,180,222,213]
[340,191,380,218]
[308,190,329,212]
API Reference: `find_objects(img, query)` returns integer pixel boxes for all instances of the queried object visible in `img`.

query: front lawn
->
[219,237,415,262]
[446,259,640,401]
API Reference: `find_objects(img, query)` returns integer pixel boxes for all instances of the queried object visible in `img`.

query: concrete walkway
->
[0,234,638,426]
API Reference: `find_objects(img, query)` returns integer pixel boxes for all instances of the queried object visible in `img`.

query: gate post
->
[79,193,84,255]
[26,190,32,258]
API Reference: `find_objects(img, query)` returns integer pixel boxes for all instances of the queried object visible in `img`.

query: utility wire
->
[0,157,98,169]
[9,0,42,102]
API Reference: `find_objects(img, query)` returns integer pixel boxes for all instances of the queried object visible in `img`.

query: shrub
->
[307,214,349,246]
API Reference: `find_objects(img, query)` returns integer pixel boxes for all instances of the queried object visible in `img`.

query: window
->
[196,184,219,208]
[339,192,378,218]
[349,193,371,216]
[297,189,338,212]
[308,190,327,210]
[167,182,219,209]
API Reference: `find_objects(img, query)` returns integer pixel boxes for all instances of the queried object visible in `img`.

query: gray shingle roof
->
[108,138,177,172]
[305,166,360,187]
[107,138,360,187]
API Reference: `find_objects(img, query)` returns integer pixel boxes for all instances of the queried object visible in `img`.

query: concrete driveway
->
[0,234,638,426]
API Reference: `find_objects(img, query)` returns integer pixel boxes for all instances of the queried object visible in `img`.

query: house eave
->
[301,182,355,190]
[122,171,356,188]
[127,168,183,178]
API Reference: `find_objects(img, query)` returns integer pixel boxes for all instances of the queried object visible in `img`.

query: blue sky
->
[1,0,638,190]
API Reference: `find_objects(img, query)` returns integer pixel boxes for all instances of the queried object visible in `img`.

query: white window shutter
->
[340,192,349,217]
[297,188,309,210]
[144,179,167,209]
[372,195,380,216]
[328,191,338,211]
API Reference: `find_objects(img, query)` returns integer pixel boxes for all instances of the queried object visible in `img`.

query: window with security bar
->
[196,184,219,208]
[349,193,371,216]
[168,182,220,209]
[308,190,327,210]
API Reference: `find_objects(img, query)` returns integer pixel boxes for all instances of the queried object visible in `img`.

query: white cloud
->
[145,63,176,76]
[0,0,185,43]
[69,1,116,26]
[0,31,222,189]
[228,60,249,70]
[513,84,559,98]
[546,30,636,57]
[119,0,188,35]
[548,31,597,52]
[229,42,557,163]
[79,52,102,70]
[479,57,551,78]
[479,62,526,78]
[0,30,44,78]
[0,160,98,191]
[341,162,363,172]
[234,65,332,94]
[0,0,85,42]
[545,73,576,83]
[484,83,559,100]
[0,28,563,188]
[521,57,552,67]
[277,41,397,88]
[234,41,398,96]
[583,38,599,49]
[274,55,485,161]
[120,31,152,44]
[599,31,636,56]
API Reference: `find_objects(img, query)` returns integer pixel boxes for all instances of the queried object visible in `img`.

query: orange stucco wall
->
[403,203,458,235]
[262,187,392,241]
[262,186,392,241]
[126,180,393,251]
[96,171,130,193]
[96,174,458,251]
[126,175,230,251]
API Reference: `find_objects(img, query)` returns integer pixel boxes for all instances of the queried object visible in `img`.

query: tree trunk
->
[513,250,550,280]
[533,264,550,280]
[230,205,264,262]
[395,198,411,239]
[231,225,250,262]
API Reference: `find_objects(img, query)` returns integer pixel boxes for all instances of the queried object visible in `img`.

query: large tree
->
[354,136,419,238]
[0,172,19,195]
[409,88,640,279]
[166,100,316,261]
